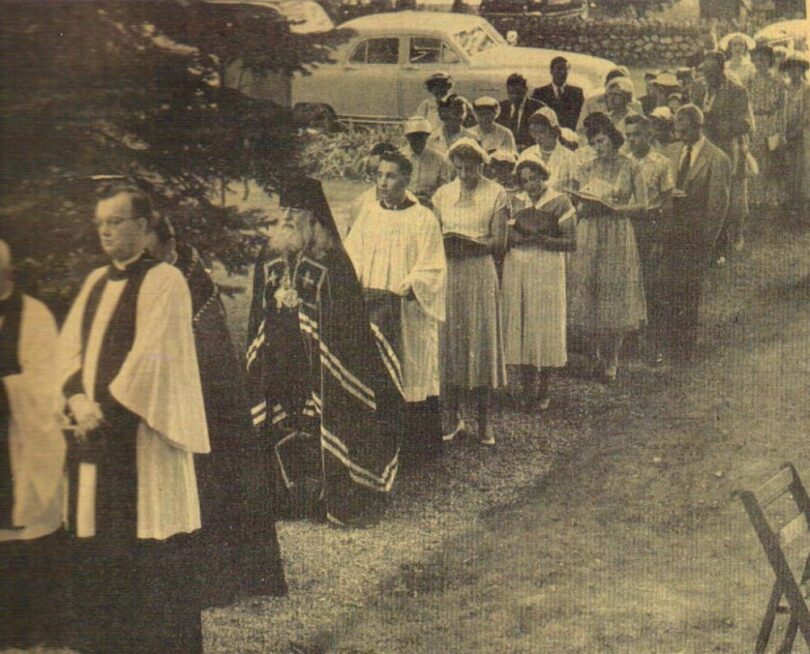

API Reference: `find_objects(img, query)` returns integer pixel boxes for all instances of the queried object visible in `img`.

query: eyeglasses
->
[93,216,137,229]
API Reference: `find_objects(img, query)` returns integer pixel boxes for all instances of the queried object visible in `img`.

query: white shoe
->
[442,418,466,442]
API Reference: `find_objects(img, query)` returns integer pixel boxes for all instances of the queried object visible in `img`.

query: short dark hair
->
[370,142,400,157]
[95,180,155,224]
[624,114,649,129]
[701,50,726,69]
[550,56,568,70]
[751,43,775,66]
[585,117,625,149]
[605,67,627,84]
[506,73,527,89]
[378,151,413,178]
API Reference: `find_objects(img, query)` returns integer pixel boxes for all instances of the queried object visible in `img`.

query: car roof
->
[340,11,488,35]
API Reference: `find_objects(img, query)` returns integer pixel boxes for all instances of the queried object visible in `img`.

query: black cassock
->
[174,243,286,606]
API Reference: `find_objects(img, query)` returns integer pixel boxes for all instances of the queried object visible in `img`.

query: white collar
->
[552,82,566,94]
[682,135,706,162]
[112,250,145,270]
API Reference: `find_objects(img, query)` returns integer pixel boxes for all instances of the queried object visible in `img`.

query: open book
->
[443,232,490,257]
[566,189,620,212]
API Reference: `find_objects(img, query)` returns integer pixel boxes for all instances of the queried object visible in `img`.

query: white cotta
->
[59,262,210,540]
[344,202,447,403]
[1,296,66,542]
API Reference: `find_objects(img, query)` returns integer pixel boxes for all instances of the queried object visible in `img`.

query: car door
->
[340,35,402,121]
[399,36,469,118]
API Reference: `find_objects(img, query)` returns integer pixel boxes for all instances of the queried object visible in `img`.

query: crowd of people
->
[2,29,809,654]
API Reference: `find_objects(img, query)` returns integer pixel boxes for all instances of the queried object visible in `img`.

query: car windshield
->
[453,25,501,57]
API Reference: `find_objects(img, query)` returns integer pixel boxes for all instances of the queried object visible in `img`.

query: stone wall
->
[485,16,748,66]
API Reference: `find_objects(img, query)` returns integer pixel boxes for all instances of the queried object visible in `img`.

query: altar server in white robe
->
[0,239,67,650]
[344,151,447,465]
[58,182,209,654]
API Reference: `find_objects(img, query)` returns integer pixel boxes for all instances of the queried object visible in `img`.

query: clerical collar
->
[107,251,154,281]
[380,197,416,211]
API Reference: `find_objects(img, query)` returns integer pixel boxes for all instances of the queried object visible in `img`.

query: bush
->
[300,124,405,180]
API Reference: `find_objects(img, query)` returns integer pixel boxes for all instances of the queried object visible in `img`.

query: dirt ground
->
[205,189,810,652]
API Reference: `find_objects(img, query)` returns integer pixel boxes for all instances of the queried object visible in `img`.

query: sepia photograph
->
[1,0,809,651]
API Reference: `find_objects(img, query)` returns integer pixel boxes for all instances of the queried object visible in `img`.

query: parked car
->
[755,19,809,52]
[277,11,614,123]
[479,0,589,21]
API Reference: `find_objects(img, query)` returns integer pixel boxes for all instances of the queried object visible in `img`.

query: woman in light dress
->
[568,113,647,382]
[781,52,810,222]
[502,155,576,410]
[433,139,508,446]
[746,43,786,213]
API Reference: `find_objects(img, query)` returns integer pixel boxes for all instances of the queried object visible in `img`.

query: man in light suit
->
[497,73,546,151]
[664,104,731,362]
[692,50,752,255]
[531,56,584,131]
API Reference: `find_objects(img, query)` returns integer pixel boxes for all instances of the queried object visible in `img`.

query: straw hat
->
[719,31,756,52]
[403,116,433,135]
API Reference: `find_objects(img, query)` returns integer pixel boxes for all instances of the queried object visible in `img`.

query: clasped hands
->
[67,394,104,442]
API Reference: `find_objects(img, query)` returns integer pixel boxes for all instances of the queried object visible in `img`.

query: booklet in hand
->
[443,232,490,258]
[511,207,557,238]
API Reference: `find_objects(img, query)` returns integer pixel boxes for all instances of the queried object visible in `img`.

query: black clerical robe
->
[174,243,286,606]
[58,253,209,654]
[246,243,403,526]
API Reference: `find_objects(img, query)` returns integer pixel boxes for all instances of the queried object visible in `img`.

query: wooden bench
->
[740,463,810,653]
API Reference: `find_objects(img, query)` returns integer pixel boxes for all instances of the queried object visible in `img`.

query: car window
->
[409,38,461,65]
[348,38,399,64]
[454,26,498,57]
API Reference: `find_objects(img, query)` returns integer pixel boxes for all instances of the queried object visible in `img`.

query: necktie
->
[677,144,692,190]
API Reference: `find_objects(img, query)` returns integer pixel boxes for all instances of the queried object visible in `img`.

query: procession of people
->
[2,24,810,653]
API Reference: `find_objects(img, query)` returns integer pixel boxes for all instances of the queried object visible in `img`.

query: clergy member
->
[145,216,286,608]
[344,151,447,465]
[246,178,403,527]
[0,240,66,649]
[58,182,209,653]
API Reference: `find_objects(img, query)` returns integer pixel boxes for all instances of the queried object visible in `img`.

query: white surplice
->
[344,202,447,403]
[1,295,65,542]
[59,262,210,540]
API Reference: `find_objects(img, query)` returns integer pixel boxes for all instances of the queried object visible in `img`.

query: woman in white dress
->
[520,106,578,193]
[502,155,576,410]
[433,139,508,446]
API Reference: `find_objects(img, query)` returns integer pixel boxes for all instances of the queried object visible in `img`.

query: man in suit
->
[532,56,584,130]
[664,104,731,362]
[692,50,752,256]
[497,73,545,151]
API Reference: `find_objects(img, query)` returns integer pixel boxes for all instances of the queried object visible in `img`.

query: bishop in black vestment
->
[246,178,403,526]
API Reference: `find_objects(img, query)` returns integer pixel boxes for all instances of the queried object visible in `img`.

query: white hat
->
[606,76,635,98]
[446,137,490,165]
[719,31,756,52]
[515,151,550,177]
[403,116,433,135]
[649,106,673,121]
[489,149,517,165]
[473,96,501,119]
[528,105,560,129]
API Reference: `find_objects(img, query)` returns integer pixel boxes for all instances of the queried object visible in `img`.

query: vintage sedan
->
[233,11,615,122]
